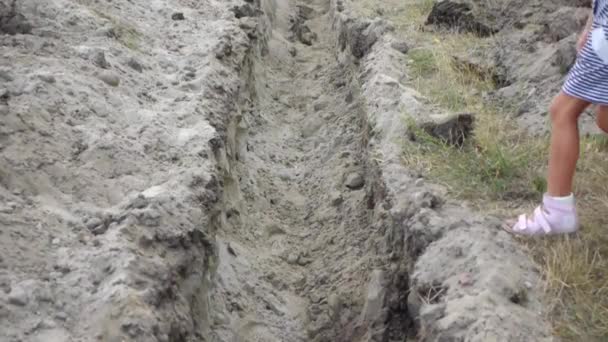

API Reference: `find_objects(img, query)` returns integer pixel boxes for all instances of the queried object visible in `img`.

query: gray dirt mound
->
[0,0,253,340]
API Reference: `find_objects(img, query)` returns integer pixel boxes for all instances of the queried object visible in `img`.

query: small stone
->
[86,217,103,230]
[391,40,409,54]
[54,263,71,274]
[55,312,68,321]
[36,319,56,329]
[98,71,120,87]
[297,257,311,266]
[524,281,533,289]
[277,170,291,181]
[286,253,299,265]
[407,290,422,319]
[8,286,28,306]
[360,269,386,323]
[129,195,148,209]
[226,243,237,257]
[127,58,143,73]
[313,100,328,112]
[327,293,341,318]
[38,74,56,84]
[345,172,364,190]
[171,12,185,20]
[51,238,60,245]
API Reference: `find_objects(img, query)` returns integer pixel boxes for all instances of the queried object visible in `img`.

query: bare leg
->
[546,92,591,197]
[596,105,608,133]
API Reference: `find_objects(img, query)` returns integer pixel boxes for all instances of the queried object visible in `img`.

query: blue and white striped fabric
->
[563,0,608,105]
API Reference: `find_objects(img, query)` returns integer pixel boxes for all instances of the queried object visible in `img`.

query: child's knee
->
[549,101,573,125]
[596,107,608,133]
[549,98,580,126]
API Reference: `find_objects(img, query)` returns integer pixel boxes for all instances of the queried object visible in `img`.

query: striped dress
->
[563,0,608,105]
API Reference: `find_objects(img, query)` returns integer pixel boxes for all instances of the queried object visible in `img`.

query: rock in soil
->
[345,172,365,190]
[171,12,185,20]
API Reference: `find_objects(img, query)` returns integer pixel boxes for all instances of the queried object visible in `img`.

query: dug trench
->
[208,0,413,340]
[207,0,554,341]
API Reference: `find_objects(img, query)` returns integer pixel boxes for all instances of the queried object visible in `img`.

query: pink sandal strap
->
[533,207,552,234]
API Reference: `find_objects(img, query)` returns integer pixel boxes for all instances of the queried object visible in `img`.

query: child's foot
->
[503,193,579,236]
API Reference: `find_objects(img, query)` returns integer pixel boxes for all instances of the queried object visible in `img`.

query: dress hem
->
[562,86,608,106]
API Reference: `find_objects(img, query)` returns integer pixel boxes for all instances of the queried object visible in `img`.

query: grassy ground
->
[354,0,608,340]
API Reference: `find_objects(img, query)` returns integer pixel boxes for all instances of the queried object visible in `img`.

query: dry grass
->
[355,0,608,340]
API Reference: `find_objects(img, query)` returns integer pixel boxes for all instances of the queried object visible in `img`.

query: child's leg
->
[547,92,591,197]
[504,92,590,235]
[596,105,608,133]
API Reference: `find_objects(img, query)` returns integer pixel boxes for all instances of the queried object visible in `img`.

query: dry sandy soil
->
[1,0,558,341]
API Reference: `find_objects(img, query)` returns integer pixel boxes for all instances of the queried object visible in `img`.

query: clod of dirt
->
[296,5,316,20]
[93,51,111,69]
[340,19,392,58]
[7,286,28,307]
[232,4,260,19]
[289,6,319,46]
[127,57,144,73]
[418,113,475,147]
[289,46,297,56]
[451,53,509,87]
[215,37,233,59]
[330,191,343,206]
[171,12,185,21]
[425,0,497,37]
[0,1,32,35]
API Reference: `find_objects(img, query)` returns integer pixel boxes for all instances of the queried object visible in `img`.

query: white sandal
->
[503,194,579,236]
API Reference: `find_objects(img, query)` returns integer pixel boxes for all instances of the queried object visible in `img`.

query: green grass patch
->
[408,49,437,77]
[405,118,544,200]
